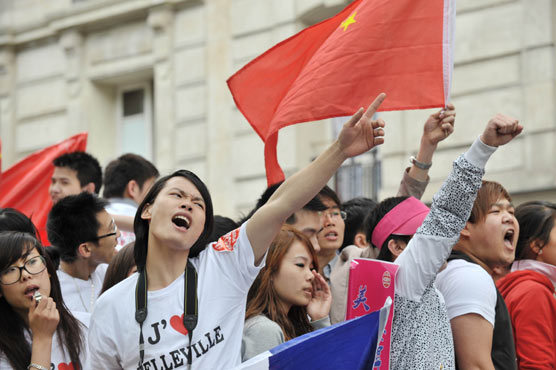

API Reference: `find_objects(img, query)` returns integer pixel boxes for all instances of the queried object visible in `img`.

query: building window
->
[117,83,153,160]
[331,117,381,202]
[335,150,381,202]
[123,89,144,116]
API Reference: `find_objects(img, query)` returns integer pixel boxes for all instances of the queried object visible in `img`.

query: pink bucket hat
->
[371,196,430,249]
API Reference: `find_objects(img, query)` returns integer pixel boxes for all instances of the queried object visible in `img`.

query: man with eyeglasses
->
[46,192,120,318]
[316,186,347,282]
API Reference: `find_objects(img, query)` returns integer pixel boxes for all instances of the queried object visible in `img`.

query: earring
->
[539,249,543,255]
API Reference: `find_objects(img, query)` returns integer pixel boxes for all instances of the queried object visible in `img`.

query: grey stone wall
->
[0,0,554,219]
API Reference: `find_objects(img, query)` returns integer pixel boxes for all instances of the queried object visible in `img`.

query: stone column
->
[0,46,15,167]
[59,29,85,133]
[148,5,175,173]
[206,0,234,213]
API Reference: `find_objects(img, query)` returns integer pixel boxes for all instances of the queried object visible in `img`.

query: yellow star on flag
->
[340,11,357,31]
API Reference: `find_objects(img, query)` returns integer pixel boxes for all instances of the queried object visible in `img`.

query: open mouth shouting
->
[503,229,515,250]
[172,214,191,231]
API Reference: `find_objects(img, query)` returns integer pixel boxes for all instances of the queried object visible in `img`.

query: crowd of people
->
[0,93,554,370]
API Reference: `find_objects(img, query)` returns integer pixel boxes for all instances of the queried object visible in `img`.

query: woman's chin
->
[298,296,311,307]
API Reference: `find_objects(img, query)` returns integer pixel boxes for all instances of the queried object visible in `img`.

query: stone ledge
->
[0,0,195,47]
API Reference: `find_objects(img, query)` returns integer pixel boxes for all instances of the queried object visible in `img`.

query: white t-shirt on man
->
[435,259,497,326]
[57,263,108,319]
[88,223,263,369]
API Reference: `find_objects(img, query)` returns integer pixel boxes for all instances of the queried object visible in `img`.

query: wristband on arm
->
[409,155,432,170]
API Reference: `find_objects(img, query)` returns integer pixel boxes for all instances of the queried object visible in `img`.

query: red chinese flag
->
[0,133,88,244]
[228,0,456,185]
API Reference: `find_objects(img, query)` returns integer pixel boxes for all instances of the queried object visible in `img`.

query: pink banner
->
[346,258,399,370]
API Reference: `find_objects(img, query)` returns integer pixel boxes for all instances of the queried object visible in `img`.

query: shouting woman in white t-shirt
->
[88,93,388,370]
[0,232,85,370]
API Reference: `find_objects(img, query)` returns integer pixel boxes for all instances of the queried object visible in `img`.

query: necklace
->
[70,273,96,313]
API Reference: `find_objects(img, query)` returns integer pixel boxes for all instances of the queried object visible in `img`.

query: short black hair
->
[341,197,377,250]
[134,170,214,270]
[102,154,159,199]
[319,185,342,208]
[208,216,239,243]
[255,182,283,211]
[285,197,327,225]
[238,181,326,225]
[237,182,283,225]
[364,196,409,262]
[47,192,108,262]
[376,234,411,262]
[53,152,103,194]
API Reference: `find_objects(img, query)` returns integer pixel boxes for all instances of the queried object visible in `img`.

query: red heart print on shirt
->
[58,363,75,370]
[170,314,188,335]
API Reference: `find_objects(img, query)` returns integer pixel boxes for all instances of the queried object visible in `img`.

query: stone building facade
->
[0,0,555,218]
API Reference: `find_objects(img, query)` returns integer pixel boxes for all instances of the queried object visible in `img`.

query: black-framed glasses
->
[92,219,118,241]
[0,256,47,285]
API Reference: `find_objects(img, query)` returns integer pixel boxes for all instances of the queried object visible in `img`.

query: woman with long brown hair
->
[242,225,331,361]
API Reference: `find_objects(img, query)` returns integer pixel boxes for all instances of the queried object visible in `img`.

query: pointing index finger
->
[364,93,387,118]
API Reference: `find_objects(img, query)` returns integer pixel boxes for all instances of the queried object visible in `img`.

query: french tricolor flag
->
[234,301,391,370]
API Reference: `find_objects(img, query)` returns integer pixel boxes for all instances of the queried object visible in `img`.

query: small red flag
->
[0,133,88,243]
[228,0,456,185]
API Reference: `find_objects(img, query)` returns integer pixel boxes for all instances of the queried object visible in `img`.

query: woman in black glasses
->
[0,231,85,370]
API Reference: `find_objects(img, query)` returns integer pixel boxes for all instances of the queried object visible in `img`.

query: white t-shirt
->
[435,259,497,326]
[0,319,89,370]
[88,223,263,370]
[105,198,138,250]
[57,263,108,317]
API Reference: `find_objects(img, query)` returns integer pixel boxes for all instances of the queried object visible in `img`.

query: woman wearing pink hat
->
[365,196,429,263]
